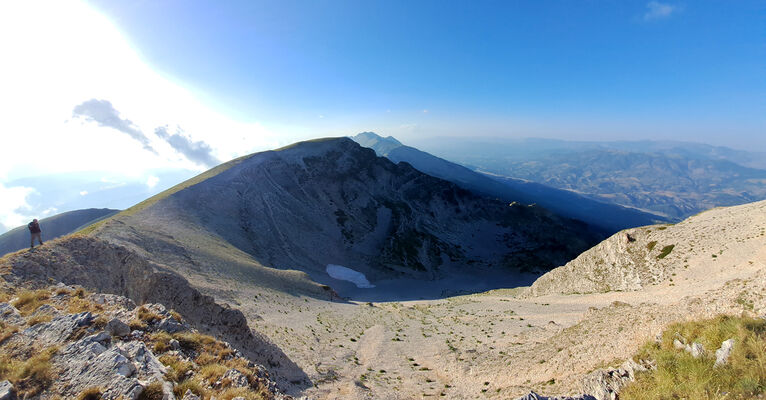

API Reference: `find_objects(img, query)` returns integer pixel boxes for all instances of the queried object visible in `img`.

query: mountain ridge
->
[352,132,665,234]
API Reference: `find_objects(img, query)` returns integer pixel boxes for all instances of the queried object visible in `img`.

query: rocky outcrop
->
[22,311,94,346]
[526,227,669,296]
[0,282,292,399]
[580,359,652,400]
[515,391,596,400]
[0,381,15,400]
[55,333,148,399]
[516,358,654,400]
[715,339,735,367]
[0,236,310,391]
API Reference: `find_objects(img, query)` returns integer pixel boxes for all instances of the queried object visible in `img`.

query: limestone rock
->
[118,341,167,380]
[32,303,57,316]
[157,316,187,333]
[0,303,23,326]
[54,334,142,399]
[220,368,249,388]
[715,339,735,367]
[92,293,136,309]
[515,391,596,400]
[0,380,16,400]
[181,390,200,400]
[106,318,131,337]
[688,342,706,358]
[22,311,94,346]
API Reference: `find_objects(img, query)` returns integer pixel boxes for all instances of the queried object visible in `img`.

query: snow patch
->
[326,264,375,288]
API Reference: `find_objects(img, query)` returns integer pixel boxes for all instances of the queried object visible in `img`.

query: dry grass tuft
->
[137,381,165,400]
[219,386,269,400]
[159,354,195,383]
[11,289,50,316]
[150,331,173,354]
[0,346,59,397]
[75,387,103,400]
[199,363,229,384]
[0,322,19,345]
[172,379,208,398]
[169,310,183,322]
[26,313,53,326]
[137,306,163,324]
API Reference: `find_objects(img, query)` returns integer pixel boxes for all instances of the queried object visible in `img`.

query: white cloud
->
[0,0,284,182]
[0,182,36,231]
[79,190,88,196]
[146,176,160,188]
[40,207,58,217]
[644,1,677,20]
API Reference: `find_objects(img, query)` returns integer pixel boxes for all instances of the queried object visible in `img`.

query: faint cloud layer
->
[72,99,157,154]
[73,98,220,168]
[644,1,677,20]
[155,126,220,168]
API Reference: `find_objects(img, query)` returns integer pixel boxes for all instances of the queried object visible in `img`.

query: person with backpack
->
[28,218,43,248]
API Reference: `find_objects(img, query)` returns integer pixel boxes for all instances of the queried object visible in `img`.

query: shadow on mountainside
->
[0,236,313,395]
[310,269,541,302]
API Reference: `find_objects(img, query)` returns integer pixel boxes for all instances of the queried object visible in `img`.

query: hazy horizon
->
[1,0,764,231]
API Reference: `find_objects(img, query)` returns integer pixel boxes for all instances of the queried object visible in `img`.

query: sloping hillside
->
[88,137,596,296]
[0,208,118,256]
[0,235,310,393]
[353,132,664,235]
[528,199,766,296]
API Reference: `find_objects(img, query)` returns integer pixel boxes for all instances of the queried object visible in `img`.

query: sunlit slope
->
[528,199,766,296]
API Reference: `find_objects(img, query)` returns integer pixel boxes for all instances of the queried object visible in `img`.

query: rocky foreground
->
[0,281,291,400]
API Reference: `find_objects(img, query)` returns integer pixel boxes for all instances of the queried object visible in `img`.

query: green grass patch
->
[621,315,766,400]
[657,245,675,260]
[646,241,658,251]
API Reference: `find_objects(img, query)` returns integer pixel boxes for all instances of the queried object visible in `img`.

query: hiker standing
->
[28,218,43,248]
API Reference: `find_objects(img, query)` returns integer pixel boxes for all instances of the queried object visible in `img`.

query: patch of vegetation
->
[219,387,269,400]
[11,289,50,316]
[137,381,165,400]
[137,306,163,324]
[172,379,207,398]
[646,241,658,252]
[76,387,103,400]
[26,313,53,326]
[0,323,19,345]
[621,315,766,399]
[0,346,58,397]
[657,245,675,260]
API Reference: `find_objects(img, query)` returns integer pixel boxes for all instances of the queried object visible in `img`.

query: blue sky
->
[0,0,764,231]
[89,0,765,145]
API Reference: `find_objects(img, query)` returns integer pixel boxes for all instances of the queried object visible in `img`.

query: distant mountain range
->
[408,137,766,220]
[353,132,664,234]
[0,208,118,256]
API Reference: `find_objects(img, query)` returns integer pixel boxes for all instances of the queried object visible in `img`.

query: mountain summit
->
[90,137,595,294]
